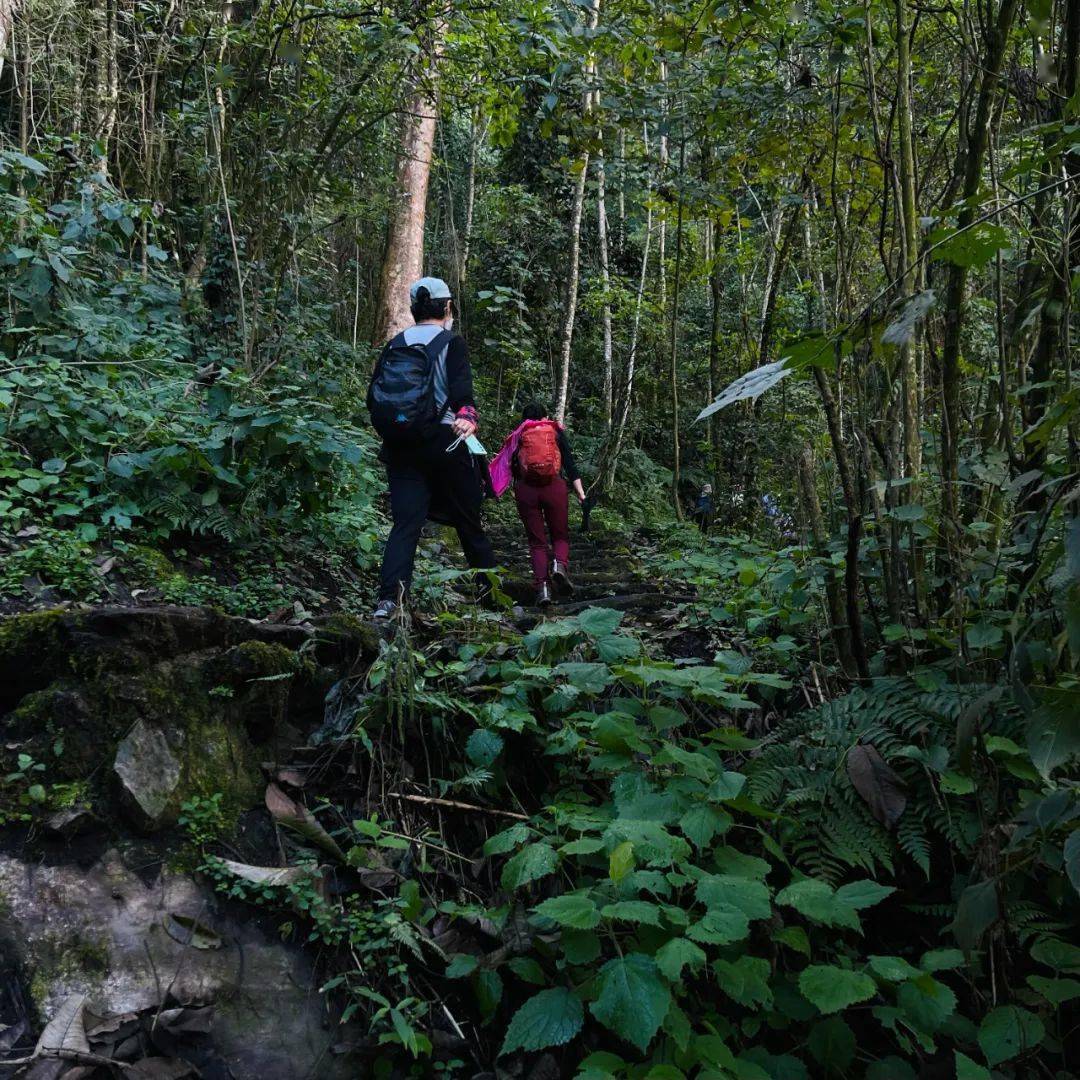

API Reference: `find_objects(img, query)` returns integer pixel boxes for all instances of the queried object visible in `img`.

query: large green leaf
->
[713,955,772,1008]
[696,873,772,920]
[501,843,558,890]
[600,900,663,926]
[977,1005,1045,1067]
[577,607,624,637]
[533,893,600,929]
[655,938,706,982]
[500,987,583,1056]
[1026,688,1080,779]
[807,1016,855,1072]
[798,966,876,1014]
[589,954,672,1053]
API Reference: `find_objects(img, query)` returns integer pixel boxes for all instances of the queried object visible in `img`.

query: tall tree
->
[373,16,445,345]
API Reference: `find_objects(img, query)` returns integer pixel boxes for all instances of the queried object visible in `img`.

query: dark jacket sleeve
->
[557,430,580,482]
[443,336,475,414]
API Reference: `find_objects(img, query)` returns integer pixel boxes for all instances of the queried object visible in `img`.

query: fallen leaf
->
[163,914,223,950]
[36,993,90,1056]
[156,1008,213,1037]
[846,743,907,828]
[217,858,311,888]
[265,783,345,861]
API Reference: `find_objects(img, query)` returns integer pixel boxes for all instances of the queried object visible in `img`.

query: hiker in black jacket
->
[368,277,496,621]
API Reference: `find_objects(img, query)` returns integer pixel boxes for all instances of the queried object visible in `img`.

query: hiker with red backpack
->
[367,277,497,622]
[489,401,586,606]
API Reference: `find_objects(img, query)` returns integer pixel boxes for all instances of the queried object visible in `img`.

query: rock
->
[43,805,98,838]
[114,721,182,831]
[0,849,352,1079]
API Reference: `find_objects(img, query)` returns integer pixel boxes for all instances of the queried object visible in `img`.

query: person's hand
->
[451,416,477,439]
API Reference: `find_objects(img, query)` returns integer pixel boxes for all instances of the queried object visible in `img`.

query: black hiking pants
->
[378,426,497,602]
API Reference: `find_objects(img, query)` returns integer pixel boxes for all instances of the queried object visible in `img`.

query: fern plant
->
[747,677,1026,883]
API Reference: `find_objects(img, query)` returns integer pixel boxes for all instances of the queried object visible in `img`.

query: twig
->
[2,1049,134,1069]
[389,792,529,821]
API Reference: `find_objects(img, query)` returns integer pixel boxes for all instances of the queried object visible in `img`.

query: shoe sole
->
[551,570,574,597]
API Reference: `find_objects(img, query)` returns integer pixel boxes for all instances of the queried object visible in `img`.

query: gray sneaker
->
[536,582,553,607]
[373,599,398,622]
[551,560,574,596]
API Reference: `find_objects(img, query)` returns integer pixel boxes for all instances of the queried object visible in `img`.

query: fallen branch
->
[390,792,530,821]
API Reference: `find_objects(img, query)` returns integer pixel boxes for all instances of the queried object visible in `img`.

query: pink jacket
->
[488,418,563,497]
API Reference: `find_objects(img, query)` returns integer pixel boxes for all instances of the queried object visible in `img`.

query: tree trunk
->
[373,19,445,345]
[894,0,922,482]
[939,0,1019,534]
[553,0,600,421]
[668,135,686,519]
[0,0,18,83]
[596,118,613,428]
[707,218,723,493]
[459,106,482,287]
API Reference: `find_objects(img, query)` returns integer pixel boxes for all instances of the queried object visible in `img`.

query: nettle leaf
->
[556,661,614,693]
[776,879,859,930]
[601,900,663,926]
[686,906,749,945]
[799,966,877,1014]
[713,955,773,1008]
[808,1016,855,1072]
[1026,687,1080,779]
[868,955,922,982]
[655,938,706,982]
[955,1051,991,1080]
[609,840,635,881]
[596,634,640,663]
[1030,937,1080,974]
[577,607,624,637]
[1026,974,1080,1005]
[834,880,895,911]
[680,803,731,849]
[501,843,558,890]
[534,893,600,929]
[484,822,532,856]
[977,1005,1045,1067]
[897,975,957,1032]
[500,987,584,1056]
[696,873,772,921]
[465,728,503,767]
[1064,830,1080,895]
[589,954,672,1053]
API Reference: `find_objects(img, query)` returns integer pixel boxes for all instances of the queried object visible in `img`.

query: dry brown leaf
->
[846,743,908,829]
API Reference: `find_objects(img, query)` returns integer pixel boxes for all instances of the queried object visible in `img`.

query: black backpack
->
[367,329,452,440]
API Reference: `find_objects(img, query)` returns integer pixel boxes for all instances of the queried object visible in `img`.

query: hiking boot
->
[536,582,553,607]
[372,599,398,622]
[551,559,574,596]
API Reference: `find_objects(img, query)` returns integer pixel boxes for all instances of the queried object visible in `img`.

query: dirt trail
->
[484,520,707,658]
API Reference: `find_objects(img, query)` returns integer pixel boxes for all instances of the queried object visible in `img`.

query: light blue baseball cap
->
[409,276,452,301]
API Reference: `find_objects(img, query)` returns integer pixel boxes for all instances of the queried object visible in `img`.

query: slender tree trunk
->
[707,218,723,493]
[1018,0,1079,515]
[596,118,614,428]
[894,0,922,482]
[553,0,600,421]
[593,122,653,495]
[939,0,1019,535]
[0,0,18,83]
[373,18,445,345]
[668,135,686,519]
[460,106,481,287]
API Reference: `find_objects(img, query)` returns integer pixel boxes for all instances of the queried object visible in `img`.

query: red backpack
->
[518,422,562,484]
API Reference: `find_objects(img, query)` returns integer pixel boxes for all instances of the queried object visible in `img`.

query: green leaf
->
[807,1017,855,1072]
[534,893,600,929]
[799,966,877,1014]
[445,954,479,979]
[577,607,624,637]
[713,955,772,1008]
[596,634,640,663]
[655,938,706,982]
[475,968,502,1020]
[868,955,921,982]
[609,840,634,882]
[977,1005,1044,1066]
[679,804,730,849]
[501,843,558,890]
[1026,974,1080,1005]
[466,728,503,767]
[695,873,772,920]
[686,906,750,945]
[484,823,531,856]
[601,900,663,926]
[508,957,546,985]
[590,954,671,1053]
[951,879,998,952]
[41,458,66,474]
[500,987,583,1056]
[775,926,811,956]
[1064,830,1080,895]
[1030,937,1080,973]
[834,880,895,910]
[560,836,605,856]
[556,662,614,693]
[955,1051,991,1080]
[1027,689,1080,779]
[898,975,957,1033]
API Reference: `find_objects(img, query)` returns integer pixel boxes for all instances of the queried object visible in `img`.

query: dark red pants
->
[515,477,570,585]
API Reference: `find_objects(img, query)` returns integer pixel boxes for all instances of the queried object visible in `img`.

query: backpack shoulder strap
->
[420,328,453,361]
